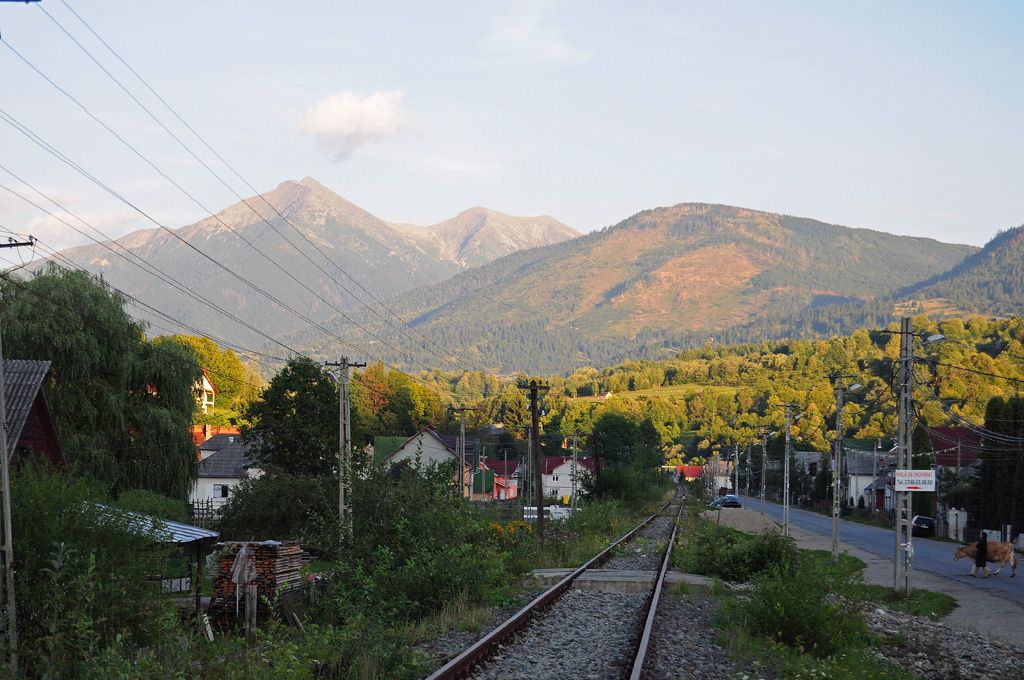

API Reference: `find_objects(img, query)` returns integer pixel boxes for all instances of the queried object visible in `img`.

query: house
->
[190,424,240,447]
[198,432,241,460]
[190,437,262,512]
[382,428,471,497]
[927,427,982,475]
[541,455,597,502]
[195,368,218,415]
[484,458,521,500]
[676,464,704,481]
[4,359,64,468]
[793,451,827,477]
[844,449,892,506]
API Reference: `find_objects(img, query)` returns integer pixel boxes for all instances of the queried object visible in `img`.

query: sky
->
[0,0,1021,254]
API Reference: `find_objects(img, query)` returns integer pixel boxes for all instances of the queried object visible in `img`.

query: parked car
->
[710,494,742,508]
[911,515,935,537]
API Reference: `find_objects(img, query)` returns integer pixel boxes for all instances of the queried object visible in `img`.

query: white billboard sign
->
[894,469,935,492]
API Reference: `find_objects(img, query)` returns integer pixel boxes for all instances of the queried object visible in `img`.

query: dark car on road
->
[911,515,935,538]
[710,494,742,508]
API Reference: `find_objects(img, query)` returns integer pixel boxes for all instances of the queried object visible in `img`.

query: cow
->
[954,540,1017,577]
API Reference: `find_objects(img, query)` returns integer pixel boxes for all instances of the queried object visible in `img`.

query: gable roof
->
[199,432,241,452]
[3,359,56,460]
[200,368,218,394]
[542,456,599,475]
[197,439,256,478]
[927,427,982,467]
[485,459,522,477]
[384,428,469,467]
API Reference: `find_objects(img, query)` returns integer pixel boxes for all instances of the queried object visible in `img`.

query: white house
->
[541,456,596,503]
[195,369,217,415]
[190,437,261,511]
[383,428,471,497]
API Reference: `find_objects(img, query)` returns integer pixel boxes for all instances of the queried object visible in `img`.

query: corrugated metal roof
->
[198,439,256,478]
[4,359,51,459]
[96,504,220,546]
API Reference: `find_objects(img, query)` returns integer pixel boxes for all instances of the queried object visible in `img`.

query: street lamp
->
[830,377,863,559]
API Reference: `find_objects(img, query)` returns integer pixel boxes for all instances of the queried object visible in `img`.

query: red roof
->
[542,456,600,474]
[927,427,981,467]
[485,459,521,477]
[677,465,704,479]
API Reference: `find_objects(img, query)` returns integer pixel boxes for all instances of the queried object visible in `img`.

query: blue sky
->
[0,0,1021,252]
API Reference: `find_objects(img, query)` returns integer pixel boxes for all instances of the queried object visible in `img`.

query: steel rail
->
[629,502,685,679]
[424,502,673,680]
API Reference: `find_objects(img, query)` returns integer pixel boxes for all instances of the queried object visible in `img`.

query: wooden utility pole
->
[0,237,35,675]
[518,380,549,538]
[326,357,365,543]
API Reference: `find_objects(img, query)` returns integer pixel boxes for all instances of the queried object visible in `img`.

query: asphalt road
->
[742,495,1024,606]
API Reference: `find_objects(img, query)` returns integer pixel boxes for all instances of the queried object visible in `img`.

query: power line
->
[35,3,491,376]
[0,114,462,403]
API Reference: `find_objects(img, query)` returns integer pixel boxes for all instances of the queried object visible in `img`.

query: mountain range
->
[41,178,1022,374]
[48,178,578,347]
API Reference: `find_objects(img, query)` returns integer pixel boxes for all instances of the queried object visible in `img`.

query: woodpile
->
[208,540,303,629]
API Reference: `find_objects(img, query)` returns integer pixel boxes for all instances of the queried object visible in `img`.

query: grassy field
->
[574,383,738,402]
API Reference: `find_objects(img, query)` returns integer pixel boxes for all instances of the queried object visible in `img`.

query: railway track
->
[425,499,686,680]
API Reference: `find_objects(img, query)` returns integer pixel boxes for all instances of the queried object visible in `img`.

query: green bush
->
[217,473,337,549]
[675,517,796,581]
[589,464,674,509]
[737,554,867,658]
[10,467,180,678]
[113,488,189,522]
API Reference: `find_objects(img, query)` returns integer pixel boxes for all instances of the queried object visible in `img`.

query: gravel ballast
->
[468,589,649,680]
[641,592,774,680]
[603,514,677,571]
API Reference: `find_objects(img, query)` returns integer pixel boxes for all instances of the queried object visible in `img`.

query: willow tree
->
[0,265,200,498]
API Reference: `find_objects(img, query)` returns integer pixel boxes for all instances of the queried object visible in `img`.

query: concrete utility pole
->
[783,405,798,537]
[0,237,36,675]
[733,443,739,494]
[831,376,847,560]
[760,432,768,514]
[571,430,579,511]
[518,380,549,538]
[325,357,365,543]
[895,317,914,595]
[449,406,479,498]
[746,443,751,499]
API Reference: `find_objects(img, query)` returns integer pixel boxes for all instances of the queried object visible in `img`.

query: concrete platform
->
[530,568,715,593]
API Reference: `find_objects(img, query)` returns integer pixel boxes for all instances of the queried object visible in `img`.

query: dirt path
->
[708,507,1024,647]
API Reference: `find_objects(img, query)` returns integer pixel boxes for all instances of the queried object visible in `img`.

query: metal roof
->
[96,504,220,546]
[198,439,256,478]
[3,359,52,460]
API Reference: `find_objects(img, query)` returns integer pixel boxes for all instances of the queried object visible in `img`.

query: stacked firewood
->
[208,540,303,629]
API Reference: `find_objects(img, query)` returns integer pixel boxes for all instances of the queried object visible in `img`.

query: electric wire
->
[38,2,492,376]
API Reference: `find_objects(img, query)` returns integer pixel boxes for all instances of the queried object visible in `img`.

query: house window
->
[808,463,818,476]
[213,484,230,498]
[552,475,559,481]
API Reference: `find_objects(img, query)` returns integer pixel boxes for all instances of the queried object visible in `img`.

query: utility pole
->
[518,380,549,538]
[733,443,739,495]
[325,357,365,543]
[783,405,798,536]
[0,236,36,675]
[746,443,751,499]
[449,407,479,499]
[895,317,914,595]
[831,375,848,560]
[571,430,579,511]
[760,432,768,514]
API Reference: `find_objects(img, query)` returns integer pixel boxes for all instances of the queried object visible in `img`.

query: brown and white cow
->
[954,540,1017,577]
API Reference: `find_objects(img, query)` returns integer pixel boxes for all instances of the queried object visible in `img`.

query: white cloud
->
[487,4,591,66]
[300,90,406,160]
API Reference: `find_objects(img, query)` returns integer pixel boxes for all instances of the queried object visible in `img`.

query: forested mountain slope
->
[44,178,576,348]
[292,203,979,373]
